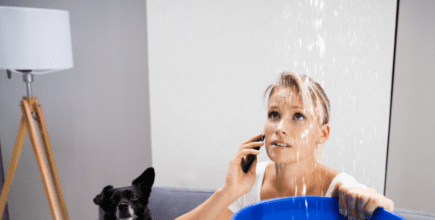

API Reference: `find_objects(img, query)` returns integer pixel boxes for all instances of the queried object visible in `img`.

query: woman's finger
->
[346,188,362,219]
[338,185,349,216]
[234,149,261,164]
[364,193,395,216]
[239,141,264,151]
[356,188,376,219]
[241,133,264,146]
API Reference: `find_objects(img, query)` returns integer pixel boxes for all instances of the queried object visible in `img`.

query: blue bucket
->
[231,196,405,220]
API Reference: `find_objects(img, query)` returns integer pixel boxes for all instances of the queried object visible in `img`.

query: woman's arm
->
[175,133,265,220]
[175,186,236,220]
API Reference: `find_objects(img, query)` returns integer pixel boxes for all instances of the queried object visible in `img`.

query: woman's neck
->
[272,158,321,197]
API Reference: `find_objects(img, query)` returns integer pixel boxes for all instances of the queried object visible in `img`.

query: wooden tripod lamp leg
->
[21,101,62,220]
[34,100,70,220]
[0,117,28,220]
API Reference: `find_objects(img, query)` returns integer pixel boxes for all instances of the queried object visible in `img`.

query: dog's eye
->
[131,195,138,201]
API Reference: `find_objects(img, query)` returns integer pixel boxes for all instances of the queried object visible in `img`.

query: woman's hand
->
[221,133,264,197]
[176,134,263,220]
[332,182,394,220]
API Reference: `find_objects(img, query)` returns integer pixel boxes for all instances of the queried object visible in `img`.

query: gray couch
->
[100,187,435,220]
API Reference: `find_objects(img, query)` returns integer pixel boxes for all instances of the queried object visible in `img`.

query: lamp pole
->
[19,70,33,97]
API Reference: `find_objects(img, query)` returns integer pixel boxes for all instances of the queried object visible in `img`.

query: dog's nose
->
[118,203,128,210]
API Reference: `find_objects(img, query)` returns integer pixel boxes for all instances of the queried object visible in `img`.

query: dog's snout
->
[118,202,128,210]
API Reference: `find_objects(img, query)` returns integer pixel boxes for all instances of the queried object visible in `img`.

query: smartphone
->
[241,133,265,173]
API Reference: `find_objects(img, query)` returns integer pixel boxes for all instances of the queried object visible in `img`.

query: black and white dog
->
[94,167,155,220]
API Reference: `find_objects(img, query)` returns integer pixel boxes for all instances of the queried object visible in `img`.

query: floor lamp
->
[0,6,73,220]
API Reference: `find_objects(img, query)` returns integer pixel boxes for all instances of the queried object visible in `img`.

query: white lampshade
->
[0,6,73,74]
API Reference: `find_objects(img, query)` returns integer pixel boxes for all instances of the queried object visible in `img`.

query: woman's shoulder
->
[317,163,340,196]
[320,164,363,186]
[319,164,368,197]
[318,163,340,180]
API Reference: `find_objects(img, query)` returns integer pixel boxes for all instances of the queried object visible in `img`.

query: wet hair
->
[264,71,330,125]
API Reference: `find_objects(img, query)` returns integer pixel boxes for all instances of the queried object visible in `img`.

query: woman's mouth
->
[271,141,291,147]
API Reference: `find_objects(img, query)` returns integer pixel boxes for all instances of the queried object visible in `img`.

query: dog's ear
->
[93,185,114,207]
[132,167,155,189]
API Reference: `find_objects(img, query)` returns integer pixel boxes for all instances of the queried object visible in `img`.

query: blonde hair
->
[264,71,330,125]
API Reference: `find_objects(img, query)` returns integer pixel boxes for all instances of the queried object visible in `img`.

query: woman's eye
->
[294,113,305,120]
[268,111,279,119]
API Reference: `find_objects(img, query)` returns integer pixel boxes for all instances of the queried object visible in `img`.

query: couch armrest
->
[394,208,435,220]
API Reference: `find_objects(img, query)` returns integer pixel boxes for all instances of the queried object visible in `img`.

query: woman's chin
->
[267,146,297,162]
[266,152,308,164]
[267,154,299,164]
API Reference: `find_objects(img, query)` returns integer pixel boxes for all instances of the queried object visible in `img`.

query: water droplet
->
[308,42,314,52]
[297,151,300,162]
[301,128,310,139]
[317,35,325,57]
[353,160,356,172]
[305,199,309,218]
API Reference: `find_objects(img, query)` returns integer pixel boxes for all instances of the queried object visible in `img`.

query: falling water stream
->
[267,0,394,218]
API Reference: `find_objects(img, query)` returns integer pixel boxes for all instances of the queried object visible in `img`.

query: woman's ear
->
[318,124,330,145]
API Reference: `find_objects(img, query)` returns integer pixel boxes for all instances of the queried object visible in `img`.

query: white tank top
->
[228,161,367,214]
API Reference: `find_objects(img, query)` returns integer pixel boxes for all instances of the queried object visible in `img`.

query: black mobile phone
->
[241,134,265,173]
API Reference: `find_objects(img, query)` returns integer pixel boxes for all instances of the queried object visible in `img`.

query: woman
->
[176,72,394,220]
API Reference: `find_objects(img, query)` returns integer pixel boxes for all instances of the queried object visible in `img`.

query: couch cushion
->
[148,187,214,220]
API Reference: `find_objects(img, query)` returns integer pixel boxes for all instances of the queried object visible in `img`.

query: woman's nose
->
[276,119,289,135]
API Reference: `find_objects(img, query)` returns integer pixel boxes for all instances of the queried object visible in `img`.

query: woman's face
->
[264,86,325,164]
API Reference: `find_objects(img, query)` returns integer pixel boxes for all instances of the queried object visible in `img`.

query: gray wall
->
[147,0,397,194]
[386,0,435,214]
[0,1,151,219]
